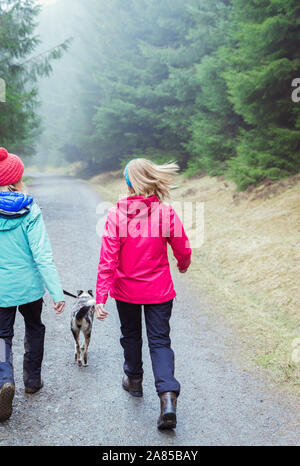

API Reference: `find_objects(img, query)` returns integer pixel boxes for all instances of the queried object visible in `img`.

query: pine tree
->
[224,0,300,189]
[63,0,202,172]
[185,0,241,176]
[53,0,300,187]
[92,0,194,169]
[0,0,70,156]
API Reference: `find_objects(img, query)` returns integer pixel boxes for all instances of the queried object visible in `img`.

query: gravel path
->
[0,174,299,446]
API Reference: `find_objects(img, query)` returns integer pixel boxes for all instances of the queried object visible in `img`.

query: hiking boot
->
[157,391,177,430]
[25,380,44,394]
[0,383,15,422]
[122,374,143,397]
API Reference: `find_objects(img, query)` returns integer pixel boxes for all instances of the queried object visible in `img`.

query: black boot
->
[157,391,177,430]
[25,380,43,394]
[0,383,15,422]
[122,374,143,397]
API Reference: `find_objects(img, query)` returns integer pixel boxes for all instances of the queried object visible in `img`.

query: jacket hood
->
[0,192,33,231]
[0,192,33,214]
[117,195,160,219]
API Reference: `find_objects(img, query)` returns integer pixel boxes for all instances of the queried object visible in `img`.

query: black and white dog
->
[71,290,95,367]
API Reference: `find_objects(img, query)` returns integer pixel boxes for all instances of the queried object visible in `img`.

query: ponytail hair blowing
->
[126,158,179,201]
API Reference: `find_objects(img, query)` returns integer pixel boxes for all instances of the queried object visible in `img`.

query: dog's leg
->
[71,328,78,362]
[82,331,91,367]
[72,327,82,366]
[76,333,82,367]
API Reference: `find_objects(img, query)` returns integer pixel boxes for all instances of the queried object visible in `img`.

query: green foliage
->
[224,0,300,188]
[58,0,200,172]
[0,0,70,156]
[61,0,299,188]
[4,0,299,189]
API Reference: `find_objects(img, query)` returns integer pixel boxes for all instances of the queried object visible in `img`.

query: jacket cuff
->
[96,293,108,305]
[50,289,65,303]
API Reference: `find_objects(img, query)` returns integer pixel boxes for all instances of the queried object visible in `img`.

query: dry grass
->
[91,171,300,392]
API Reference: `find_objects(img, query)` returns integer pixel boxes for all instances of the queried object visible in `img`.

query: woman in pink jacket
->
[95,158,191,430]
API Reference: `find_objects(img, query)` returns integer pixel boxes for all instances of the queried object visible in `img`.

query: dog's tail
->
[75,306,90,321]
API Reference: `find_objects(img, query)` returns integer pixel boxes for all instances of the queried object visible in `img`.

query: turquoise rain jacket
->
[0,192,65,307]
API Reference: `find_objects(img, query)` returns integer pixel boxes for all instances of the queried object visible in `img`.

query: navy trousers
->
[0,299,45,389]
[116,299,180,396]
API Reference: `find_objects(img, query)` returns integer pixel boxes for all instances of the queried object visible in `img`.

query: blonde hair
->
[0,180,25,193]
[125,158,179,201]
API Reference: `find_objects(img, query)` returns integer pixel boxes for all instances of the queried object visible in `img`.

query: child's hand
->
[95,303,108,321]
[54,301,65,314]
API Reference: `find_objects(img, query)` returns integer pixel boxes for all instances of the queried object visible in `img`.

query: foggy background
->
[2,0,299,190]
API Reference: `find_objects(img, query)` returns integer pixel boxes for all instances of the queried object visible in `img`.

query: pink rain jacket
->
[96,195,192,304]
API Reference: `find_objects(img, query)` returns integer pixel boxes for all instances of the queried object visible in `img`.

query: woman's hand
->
[95,303,108,321]
[54,301,65,314]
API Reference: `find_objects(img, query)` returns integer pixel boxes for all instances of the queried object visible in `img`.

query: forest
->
[1,0,300,190]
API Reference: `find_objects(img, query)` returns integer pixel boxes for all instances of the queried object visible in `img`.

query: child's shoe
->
[25,380,44,394]
[0,382,15,422]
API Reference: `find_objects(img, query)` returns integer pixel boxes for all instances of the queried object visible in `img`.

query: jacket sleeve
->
[167,207,192,271]
[96,210,121,304]
[26,205,65,303]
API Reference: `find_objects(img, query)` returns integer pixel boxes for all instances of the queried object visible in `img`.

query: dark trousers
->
[116,299,180,397]
[0,299,45,389]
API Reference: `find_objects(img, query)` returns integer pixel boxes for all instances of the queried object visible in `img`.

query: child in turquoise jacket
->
[0,147,65,422]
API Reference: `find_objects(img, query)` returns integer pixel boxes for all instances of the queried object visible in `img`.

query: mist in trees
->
[2,0,300,190]
[0,0,69,157]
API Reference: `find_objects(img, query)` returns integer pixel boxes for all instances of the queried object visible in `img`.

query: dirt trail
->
[0,174,299,446]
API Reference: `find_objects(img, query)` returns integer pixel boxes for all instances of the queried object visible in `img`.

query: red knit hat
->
[0,147,24,186]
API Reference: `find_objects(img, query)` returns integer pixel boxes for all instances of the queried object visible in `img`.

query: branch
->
[16,39,72,67]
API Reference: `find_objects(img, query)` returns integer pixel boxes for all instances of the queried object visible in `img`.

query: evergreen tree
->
[42,0,300,188]
[63,0,202,172]
[185,0,241,176]
[91,0,196,170]
[0,0,70,156]
[224,0,300,189]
